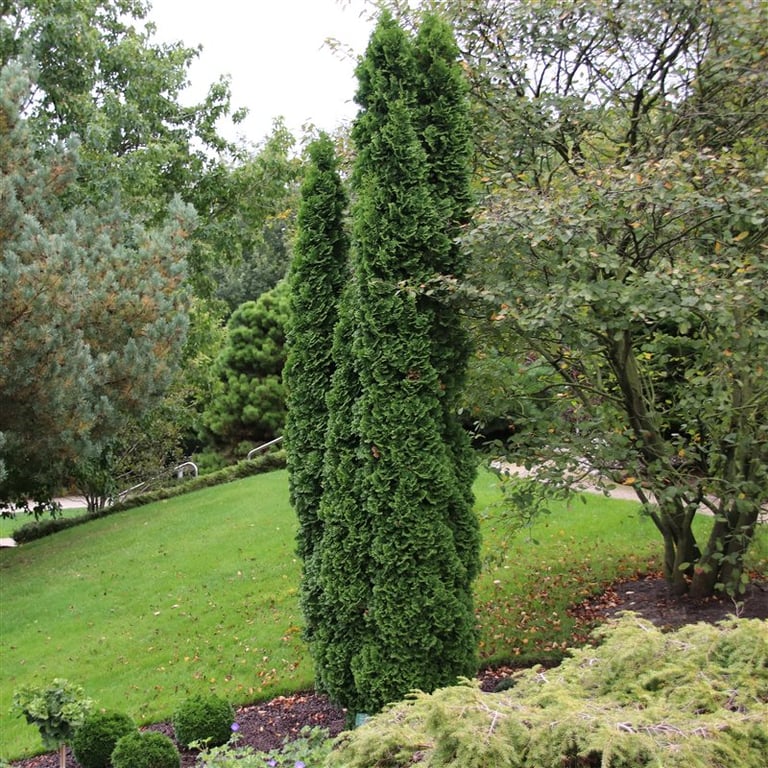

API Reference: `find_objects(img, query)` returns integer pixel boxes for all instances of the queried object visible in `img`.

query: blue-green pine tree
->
[0,62,194,505]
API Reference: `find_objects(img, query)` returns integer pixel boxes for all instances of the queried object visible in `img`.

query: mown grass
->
[473,479,662,664]
[1,471,308,760]
[2,466,759,760]
[0,505,85,538]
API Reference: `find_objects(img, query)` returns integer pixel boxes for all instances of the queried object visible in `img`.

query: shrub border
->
[11,451,286,544]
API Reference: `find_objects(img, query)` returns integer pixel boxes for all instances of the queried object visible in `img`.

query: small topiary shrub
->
[72,711,136,768]
[12,678,93,768]
[172,694,234,748]
[111,731,179,768]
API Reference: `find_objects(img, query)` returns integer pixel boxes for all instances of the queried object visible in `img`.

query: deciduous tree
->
[418,0,768,598]
[0,0,278,293]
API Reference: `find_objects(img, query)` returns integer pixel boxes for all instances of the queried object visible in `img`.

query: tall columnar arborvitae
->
[283,134,348,649]
[307,12,479,716]
[311,281,369,712]
[413,15,480,591]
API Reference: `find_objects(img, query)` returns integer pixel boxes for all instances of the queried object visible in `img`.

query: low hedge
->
[12,451,286,543]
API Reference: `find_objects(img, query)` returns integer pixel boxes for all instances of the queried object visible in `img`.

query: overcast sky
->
[146,0,376,146]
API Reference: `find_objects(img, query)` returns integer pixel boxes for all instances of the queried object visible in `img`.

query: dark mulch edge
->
[573,571,768,629]
[10,573,766,768]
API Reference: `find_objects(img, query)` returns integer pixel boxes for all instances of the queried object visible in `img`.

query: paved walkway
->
[496,462,642,502]
[498,462,768,522]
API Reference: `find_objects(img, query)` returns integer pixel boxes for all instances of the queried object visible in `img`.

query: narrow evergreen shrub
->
[412,14,480,595]
[172,694,234,748]
[284,135,349,674]
[111,731,179,768]
[72,711,136,768]
[285,132,348,564]
[310,284,369,714]
[309,11,479,716]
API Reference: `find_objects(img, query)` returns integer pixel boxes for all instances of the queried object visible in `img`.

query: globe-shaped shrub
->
[111,731,180,768]
[72,711,136,768]
[172,694,234,748]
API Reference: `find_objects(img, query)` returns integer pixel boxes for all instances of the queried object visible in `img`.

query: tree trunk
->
[656,497,700,595]
[689,499,761,600]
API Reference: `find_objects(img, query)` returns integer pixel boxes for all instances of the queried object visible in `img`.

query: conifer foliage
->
[283,134,349,653]
[284,134,349,561]
[288,13,479,716]
[203,282,291,454]
[327,616,768,768]
[0,63,194,502]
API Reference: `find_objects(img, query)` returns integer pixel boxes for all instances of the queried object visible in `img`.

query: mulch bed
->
[11,573,766,768]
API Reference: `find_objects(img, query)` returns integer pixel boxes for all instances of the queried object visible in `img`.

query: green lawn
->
[0,467,718,760]
[1,471,308,760]
[0,505,86,538]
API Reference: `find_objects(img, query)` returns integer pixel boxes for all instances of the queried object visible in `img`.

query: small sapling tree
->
[12,679,93,768]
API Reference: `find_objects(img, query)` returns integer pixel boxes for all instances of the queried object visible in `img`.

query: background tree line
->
[2,0,765,610]
[0,0,300,508]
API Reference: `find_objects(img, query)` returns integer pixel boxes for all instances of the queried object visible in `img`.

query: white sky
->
[146,0,377,146]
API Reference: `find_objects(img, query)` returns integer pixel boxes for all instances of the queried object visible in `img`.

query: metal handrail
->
[116,460,198,502]
[174,461,198,478]
[247,436,284,460]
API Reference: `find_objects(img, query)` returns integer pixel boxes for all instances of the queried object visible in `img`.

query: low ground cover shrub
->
[71,711,136,768]
[172,694,234,748]
[326,614,768,768]
[111,731,179,768]
[195,725,332,767]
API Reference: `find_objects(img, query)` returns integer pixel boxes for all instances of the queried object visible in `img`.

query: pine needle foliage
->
[328,614,768,768]
[0,62,193,502]
[203,282,290,452]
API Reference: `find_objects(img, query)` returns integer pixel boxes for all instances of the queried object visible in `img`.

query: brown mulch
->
[576,572,767,629]
[11,574,767,768]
